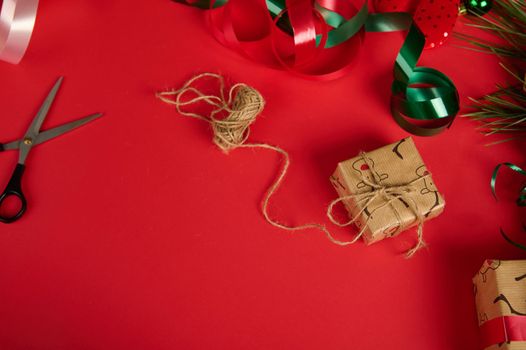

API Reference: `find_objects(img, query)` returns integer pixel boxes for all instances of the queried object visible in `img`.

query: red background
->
[0,1,525,349]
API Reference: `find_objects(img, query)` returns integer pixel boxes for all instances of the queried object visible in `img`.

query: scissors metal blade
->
[23,76,64,141]
[1,113,102,152]
[18,77,64,164]
[33,113,102,146]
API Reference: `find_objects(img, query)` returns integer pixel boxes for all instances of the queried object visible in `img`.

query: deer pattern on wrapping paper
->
[392,140,441,218]
[351,155,407,237]
[480,260,502,283]
[474,260,502,324]
[494,269,526,317]
[351,156,388,191]
[350,156,387,229]
[392,139,406,160]
[415,165,441,217]
[474,260,526,334]
[330,175,346,191]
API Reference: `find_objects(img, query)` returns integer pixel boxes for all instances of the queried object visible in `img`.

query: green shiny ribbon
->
[173,0,459,136]
[492,162,526,206]
[367,13,458,135]
[315,3,369,48]
[266,0,286,15]
[491,162,526,251]
[177,0,227,8]
[265,1,369,48]
[501,227,526,251]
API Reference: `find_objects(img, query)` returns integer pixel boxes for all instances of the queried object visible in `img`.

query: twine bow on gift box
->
[327,152,431,257]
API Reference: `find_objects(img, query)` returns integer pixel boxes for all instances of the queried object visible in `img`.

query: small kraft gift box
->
[329,137,445,255]
[473,260,526,350]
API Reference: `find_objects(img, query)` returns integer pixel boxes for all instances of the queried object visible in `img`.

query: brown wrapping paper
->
[473,260,526,350]
[330,137,445,245]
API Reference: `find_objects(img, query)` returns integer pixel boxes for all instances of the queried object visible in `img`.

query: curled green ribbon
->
[492,162,526,206]
[173,0,460,136]
[491,162,526,251]
[366,13,459,135]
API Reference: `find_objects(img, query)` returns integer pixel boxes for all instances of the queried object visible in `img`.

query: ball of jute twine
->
[157,73,263,152]
[156,73,426,257]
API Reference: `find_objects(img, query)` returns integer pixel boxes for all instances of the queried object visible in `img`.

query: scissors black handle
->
[0,164,27,224]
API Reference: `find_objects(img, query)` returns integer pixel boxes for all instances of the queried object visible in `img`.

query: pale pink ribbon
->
[0,0,39,64]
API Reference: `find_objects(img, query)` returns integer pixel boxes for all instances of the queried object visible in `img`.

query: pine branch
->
[457,0,526,140]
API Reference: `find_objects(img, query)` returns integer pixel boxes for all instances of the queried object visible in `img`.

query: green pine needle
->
[463,64,526,136]
[457,0,526,140]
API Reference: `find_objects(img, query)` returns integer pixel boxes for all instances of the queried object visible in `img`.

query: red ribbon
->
[480,316,526,348]
[200,0,363,79]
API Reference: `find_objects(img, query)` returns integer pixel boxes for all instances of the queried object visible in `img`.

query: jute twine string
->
[156,73,352,245]
[156,73,427,257]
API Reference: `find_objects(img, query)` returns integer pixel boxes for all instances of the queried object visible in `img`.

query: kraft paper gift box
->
[329,137,445,245]
[473,260,526,350]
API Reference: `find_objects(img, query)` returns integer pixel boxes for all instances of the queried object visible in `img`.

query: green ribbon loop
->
[491,162,526,206]
[491,162,526,251]
[501,227,526,251]
[366,13,458,135]
[315,3,369,48]
[173,0,460,136]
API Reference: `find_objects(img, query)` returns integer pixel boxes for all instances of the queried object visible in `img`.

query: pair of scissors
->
[0,77,102,224]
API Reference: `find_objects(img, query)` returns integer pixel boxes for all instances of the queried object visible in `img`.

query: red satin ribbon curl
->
[201,0,364,79]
